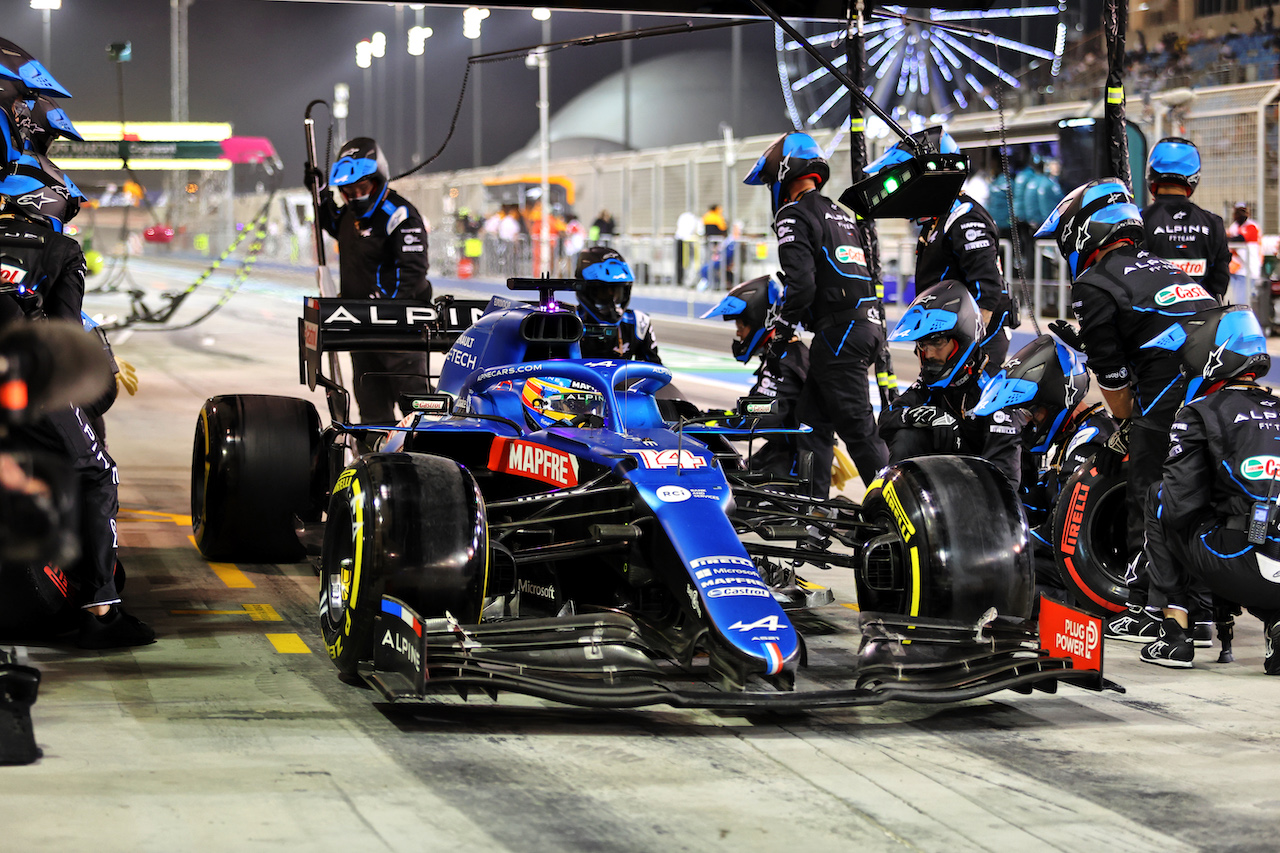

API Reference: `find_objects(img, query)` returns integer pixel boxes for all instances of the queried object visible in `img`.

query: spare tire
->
[191,394,322,563]
[860,455,1033,622]
[1052,461,1129,617]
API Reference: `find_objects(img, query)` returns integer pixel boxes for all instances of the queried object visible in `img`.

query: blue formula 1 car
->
[190,280,1117,710]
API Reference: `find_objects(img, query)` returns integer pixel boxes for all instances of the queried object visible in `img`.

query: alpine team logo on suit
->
[1154,283,1211,306]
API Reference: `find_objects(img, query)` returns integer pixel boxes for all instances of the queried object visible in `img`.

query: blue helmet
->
[889,279,984,388]
[575,245,634,324]
[1143,305,1271,404]
[329,137,388,188]
[700,274,782,363]
[27,95,82,156]
[1034,178,1143,278]
[0,38,71,99]
[1147,137,1200,194]
[744,132,830,214]
[0,152,84,232]
[864,127,960,177]
[973,333,1090,452]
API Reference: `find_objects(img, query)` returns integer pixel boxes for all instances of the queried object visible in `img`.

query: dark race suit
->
[1142,194,1231,303]
[319,185,432,423]
[772,189,888,494]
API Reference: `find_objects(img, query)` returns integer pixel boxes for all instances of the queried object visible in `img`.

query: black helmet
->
[972,333,1090,452]
[574,245,634,324]
[1147,137,1200,194]
[1034,178,1143,278]
[25,95,82,157]
[0,152,83,232]
[699,275,783,363]
[0,37,71,99]
[329,137,389,212]
[888,280,985,388]
[1144,304,1271,404]
[743,132,830,214]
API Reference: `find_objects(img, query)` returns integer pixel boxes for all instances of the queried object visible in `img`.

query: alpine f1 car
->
[190,280,1118,710]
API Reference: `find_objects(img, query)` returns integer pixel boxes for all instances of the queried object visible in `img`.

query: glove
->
[766,323,794,360]
[1094,417,1130,477]
[904,405,961,452]
[1049,319,1084,352]
[115,358,138,396]
[303,161,325,194]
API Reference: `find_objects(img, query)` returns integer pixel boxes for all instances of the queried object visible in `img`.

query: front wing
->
[363,596,1122,712]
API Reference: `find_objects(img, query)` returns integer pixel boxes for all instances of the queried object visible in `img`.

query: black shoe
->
[1140,618,1194,669]
[76,606,157,650]
[1106,605,1162,643]
[1191,621,1213,649]
[1265,620,1280,676]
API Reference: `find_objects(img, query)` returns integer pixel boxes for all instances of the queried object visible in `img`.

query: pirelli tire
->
[1052,461,1129,617]
[319,453,489,679]
[191,395,323,563]
[860,455,1034,623]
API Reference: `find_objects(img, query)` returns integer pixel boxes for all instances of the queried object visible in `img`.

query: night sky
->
[0,0,778,179]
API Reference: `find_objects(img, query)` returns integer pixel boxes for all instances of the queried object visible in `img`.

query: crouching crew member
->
[702,275,811,477]
[973,333,1116,593]
[1140,306,1280,670]
[879,280,1024,489]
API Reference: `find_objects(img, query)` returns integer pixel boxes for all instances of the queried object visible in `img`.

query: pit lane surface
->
[10,259,1280,852]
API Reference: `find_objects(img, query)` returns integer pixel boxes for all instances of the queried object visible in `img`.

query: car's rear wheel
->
[1051,461,1129,617]
[319,453,488,679]
[860,455,1033,622]
[191,394,322,563]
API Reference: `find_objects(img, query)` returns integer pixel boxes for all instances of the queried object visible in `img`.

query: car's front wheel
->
[319,453,488,679]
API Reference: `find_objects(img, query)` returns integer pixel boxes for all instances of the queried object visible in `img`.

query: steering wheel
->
[564,412,605,428]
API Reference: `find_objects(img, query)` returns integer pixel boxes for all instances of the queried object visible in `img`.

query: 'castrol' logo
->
[1154,283,1210,306]
[1241,455,1280,480]
[834,245,866,266]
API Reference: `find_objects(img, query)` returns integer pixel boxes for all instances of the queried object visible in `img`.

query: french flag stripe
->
[764,642,784,675]
[381,599,423,636]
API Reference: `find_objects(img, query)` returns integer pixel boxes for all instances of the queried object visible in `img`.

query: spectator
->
[674,209,701,286]
[590,209,615,243]
[1227,201,1262,307]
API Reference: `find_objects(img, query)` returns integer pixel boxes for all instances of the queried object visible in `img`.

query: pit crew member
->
[1142,137,1230,302]
[574,246,661,363]
[0,158,154,648]
[879,280,1024,489]
[1139,305,1280,670]
[745,131,888,495]
[866,130,1016,380]
[973,333,1116,592]
[311,136,430,423]
[1035,179,1217,643]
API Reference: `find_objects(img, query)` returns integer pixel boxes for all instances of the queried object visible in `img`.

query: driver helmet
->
[574,245,634,325]
[888,279,985,388]
[1034,178,1143,278]
[700,274,783,363]
[329,136,389,214]
[1147,137,1200,195]
[973,333,1090,452]
[1143,304,1271,404]
[521,375,605,429]
[743,132,830,215]
[0,151,84,232]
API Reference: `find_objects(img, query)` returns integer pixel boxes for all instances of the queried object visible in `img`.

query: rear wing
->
[298,297,490,391]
